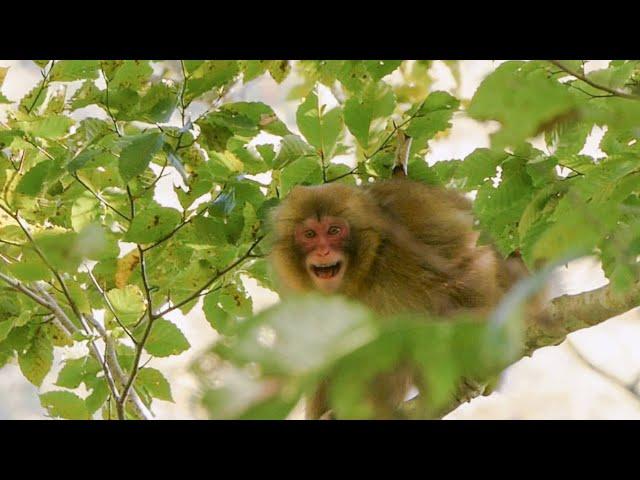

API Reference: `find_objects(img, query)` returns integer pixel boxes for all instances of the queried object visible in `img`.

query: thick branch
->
[526,281,640,353]
[0,270,150,420]
[442,280,640,416]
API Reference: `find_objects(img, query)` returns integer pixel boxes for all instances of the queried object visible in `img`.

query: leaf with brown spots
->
[116,249,141,289]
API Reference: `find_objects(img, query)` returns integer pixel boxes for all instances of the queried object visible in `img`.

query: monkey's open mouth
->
[311,262,342,279]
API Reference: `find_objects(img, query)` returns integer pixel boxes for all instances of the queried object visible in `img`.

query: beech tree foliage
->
[0,60,639,419]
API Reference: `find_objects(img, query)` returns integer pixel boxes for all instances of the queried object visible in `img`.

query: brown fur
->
[269,179,525,418]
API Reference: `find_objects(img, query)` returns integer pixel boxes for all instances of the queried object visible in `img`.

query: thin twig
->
[0,272,53,310]
[0,238,22,247]
[153,235,264,319]
[117,187,157,412]
[72,173,131,222]
[32,283,126,420]
[566,339,640,405]
[549,60,640,101]
[25,61,54,114]
[141,203,208,252]
[7,209,86,325]
[100,63,121,136]
[85,264,137,345]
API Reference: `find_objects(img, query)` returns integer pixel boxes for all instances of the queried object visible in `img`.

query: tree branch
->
[85,264,137,345]
[549,60,640,101]
[152,235,264,319]
[566,339,640,405]
[442,279,640,416]
[72,173,131,222]
[526,280,640,353]
[0,268,151,420]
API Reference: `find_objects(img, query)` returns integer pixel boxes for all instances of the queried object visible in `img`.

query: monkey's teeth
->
[312,262,342,279]
[315,262,338,268]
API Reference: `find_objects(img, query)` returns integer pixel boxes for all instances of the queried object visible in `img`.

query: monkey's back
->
[358,179,518,317]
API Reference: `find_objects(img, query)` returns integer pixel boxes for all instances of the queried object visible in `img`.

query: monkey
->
[269,178,529,419]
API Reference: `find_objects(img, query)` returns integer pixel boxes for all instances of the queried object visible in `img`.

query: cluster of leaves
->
[0,60,638,419]
[193,279,543,419]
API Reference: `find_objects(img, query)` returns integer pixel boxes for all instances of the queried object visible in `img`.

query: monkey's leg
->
[370,368,414,420]
[306,380,333,420]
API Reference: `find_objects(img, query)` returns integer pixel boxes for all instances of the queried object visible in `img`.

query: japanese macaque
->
[269,178,528,419]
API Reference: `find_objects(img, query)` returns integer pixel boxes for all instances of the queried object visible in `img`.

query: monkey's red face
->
[295,216,350,293]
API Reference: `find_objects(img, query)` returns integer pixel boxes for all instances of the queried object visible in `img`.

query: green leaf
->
[468,61,576,148]
[240,60,270,83]
[363,60,402,80]
[23,115,74,138]
[109,60,153,90]
[326,163,357,184]
[56,356,101,389]
[296,91,343,158]
[185,61,239,103]
[32,230,79,272]
[18,331,53,387]
[71,192,101,232]
[118,132,164,184]
[39,391,91,420]
[123,205,181,244]
[197,364,293,419]
[223,102,292,137]
[280,155,323,195]
[85,377,109,414]
[0,320,13,343]
[546,120,592,157]
[6,250,51,281]
[588,61,638,90]
[192,216,227,245]
[0,129,23,148]
[20,84,48,113]
[142,319,190,357]
[272,134,315,169]
[136,367,174,402]
[75,223,114,261]
[50,60,100,81]
[70,80,103,110]
[473,157,534,254]
[405,91,460,141]
[216,295,377,376]
[455,148,508,190]
[267,61,290,84]
[203,284,253,335]
[16,160,53,196]
[344,81,395,149]
[106,285,146,326]
[137,83,178,123]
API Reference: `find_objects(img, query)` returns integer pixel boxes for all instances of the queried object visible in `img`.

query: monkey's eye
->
[328,226,341,236]
[304,230,316,239]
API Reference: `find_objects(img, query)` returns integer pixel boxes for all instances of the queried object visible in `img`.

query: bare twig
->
[566,339,640,404]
